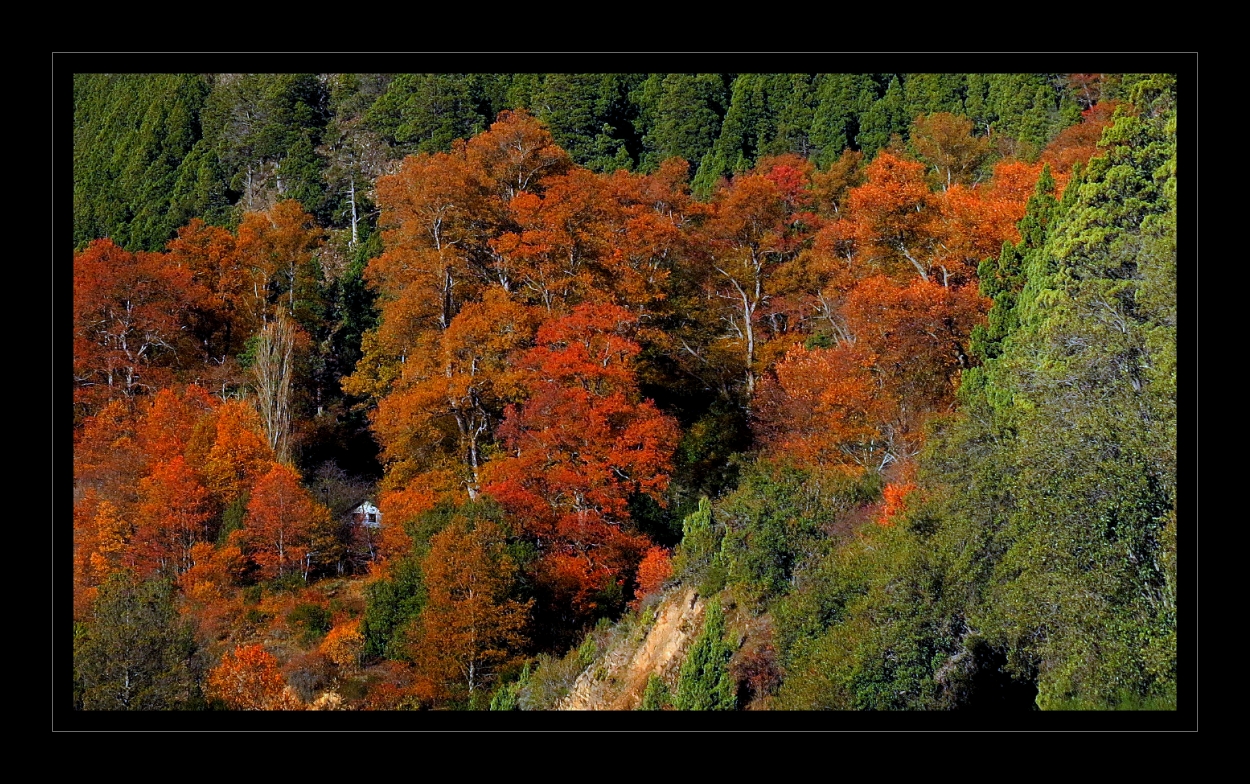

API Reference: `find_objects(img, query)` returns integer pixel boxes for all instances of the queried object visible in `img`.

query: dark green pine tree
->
[692,73,762,196]
[674,599,737,710]
[631,73,665,165]
[855,75,906,157]
[1056,78,1083,130]
[693,73,813,195]
[967,164,1059,365]
[74,73,217,250]
[364,73,486,156]
[200,73,331,213]
[963,73,991,134]
[761,73,816,158]
[74,572,202,710]
[278,132,329,220]
[636,73,727,174]
[1015,84,1060,158]
[981,73,1059,154]
[502,73,544,112]
[639,672,673,710]
[465,73,515,121]
[531,73,642,172]
[166,138,234,231]
[902,73,965,120]
[809,73,877,167]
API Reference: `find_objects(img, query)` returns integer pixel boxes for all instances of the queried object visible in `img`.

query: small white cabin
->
[351,500,382,529]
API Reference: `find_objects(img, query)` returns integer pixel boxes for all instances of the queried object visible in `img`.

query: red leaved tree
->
[485,304,678,628]
[631,546,673,610]
[245,463,333,581]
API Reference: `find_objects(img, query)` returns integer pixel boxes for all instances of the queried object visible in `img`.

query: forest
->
[69,69,1181,717]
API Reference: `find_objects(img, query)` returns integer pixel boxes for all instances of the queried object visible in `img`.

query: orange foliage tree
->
[73,491,136,618]
[195,400,276,507]
[163,218,246,359]
[631,546,673,610]
[134,455,212,577]
[910,112,992,191]
[234,200,324,324]
[753,342,885,471]
[206,644,299,710]
[409,517,531,703]
[700,157,817,397]
[320,622,366,670]
[840,275,986,461]
[135,385,218,465]
[843,152,941,282]
[244,463,333,581]
[369,289,538,498]
[1041,101,1119,176]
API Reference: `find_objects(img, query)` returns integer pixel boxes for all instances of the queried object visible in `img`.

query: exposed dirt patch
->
[559,587,705,711]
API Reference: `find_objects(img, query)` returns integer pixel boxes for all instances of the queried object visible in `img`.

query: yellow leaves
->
[90,500,132,580]
[320,622,366,670]
[199,400,275,505]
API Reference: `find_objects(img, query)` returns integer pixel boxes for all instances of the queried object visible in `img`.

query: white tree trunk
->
[251,313,296,464]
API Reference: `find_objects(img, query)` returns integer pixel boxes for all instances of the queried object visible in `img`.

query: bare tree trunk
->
[251,313,296,464]
[349,173,358,247]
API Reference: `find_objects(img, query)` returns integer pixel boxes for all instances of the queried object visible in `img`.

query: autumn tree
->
[369,289,538,497]
[245,463,335,581]
[842,151,941,283]
[484,305,679,628]
[320,622,366,670]
[195,399,276,507]
[135,384,218,465]
[752,342,884,470]
[73,239,206,417]
[344,111,571,511]
[839,275,986,462]
[909,113,991,191]
[603,157,707,328]
[1040,101,1119,175]
[365,141,497,344]
[699,158,816,399]
[631,546,673,610]
[465,109,573,204]
[74,492,134,618]
[809,149,864,218]
[135,455,213,577]
[409,513,532,704]
[235,200,325,325]
[163,218,246,360]
[206,644,299,710]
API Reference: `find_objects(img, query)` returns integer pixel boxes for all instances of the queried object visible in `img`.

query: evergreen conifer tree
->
[674,599,736,710]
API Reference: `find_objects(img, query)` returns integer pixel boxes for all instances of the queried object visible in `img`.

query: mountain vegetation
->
[71,71,1178,714]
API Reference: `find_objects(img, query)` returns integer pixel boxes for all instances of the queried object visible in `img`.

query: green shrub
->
[489,663,532,711]
[639,673,672,710]
[288,603,332,646]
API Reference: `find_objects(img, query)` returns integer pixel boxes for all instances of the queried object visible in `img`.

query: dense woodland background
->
[70,71,1179,714]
